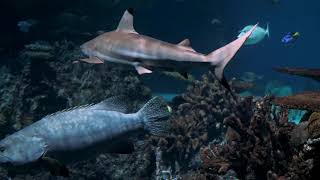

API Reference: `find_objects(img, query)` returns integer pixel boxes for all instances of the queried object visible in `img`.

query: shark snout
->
[80,44,87,56]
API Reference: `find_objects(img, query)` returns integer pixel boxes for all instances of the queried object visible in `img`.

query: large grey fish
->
[0,96,170,177]
[77,8,257,89]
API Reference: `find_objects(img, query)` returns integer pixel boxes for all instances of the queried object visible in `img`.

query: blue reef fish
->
[240,72,264,82]
[17,19,38,33]
[77,9,257,90]
[0,96,170,177]
[281,32,299,44]
[238,24,269,45]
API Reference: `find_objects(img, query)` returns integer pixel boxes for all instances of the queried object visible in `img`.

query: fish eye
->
[0,147,5,152]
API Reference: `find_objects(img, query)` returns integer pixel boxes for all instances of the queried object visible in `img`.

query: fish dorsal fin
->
[116,8,137,34]
[177,39,191,47]
[43,103,96,118]
[91,96,129,113]
[43,96,129,119]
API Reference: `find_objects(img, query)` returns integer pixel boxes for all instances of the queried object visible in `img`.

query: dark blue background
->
[134,0,320,94]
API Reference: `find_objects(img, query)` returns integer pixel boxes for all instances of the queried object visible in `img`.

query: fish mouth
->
[0,154,12,163]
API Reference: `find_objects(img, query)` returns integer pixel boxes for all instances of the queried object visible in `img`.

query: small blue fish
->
[281,32,299,44]
[17,19,38,33]
[238,24,269,45]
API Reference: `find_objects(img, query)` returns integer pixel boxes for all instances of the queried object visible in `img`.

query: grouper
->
[77,8,257,90]
[0,96,170,177]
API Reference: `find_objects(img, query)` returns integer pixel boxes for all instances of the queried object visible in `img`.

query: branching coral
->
[199,96,316,179]
[155,71,238,174]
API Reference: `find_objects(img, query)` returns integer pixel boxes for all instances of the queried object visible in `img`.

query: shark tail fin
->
[266,23,270,37]
[137,97,171,136]
[206,24,258,90]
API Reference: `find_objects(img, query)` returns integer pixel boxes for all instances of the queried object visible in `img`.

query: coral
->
[274,67,320,82]
[2,38,320,179]
[21,41,55,60]
[156,71,238,174]
[288,109,307,124]
[273,92,320,112]
[307,112,320,139]
[264,81,292,97]
[0,40,154,179]
[229,79,254,93]
[198,96,316,179]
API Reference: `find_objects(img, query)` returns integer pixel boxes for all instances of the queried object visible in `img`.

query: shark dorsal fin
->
[178,39,191,47]
[116,8,137,34]
[177,39,196,52]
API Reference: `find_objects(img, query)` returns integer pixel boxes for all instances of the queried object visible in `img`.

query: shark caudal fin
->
[137,97,171,136]
[206,24,258,90]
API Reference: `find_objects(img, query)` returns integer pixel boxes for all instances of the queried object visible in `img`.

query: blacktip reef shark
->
[77,8,257,89]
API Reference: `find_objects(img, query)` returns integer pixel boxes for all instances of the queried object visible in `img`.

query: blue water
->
[136,0,320,94]
[1,0,319,93]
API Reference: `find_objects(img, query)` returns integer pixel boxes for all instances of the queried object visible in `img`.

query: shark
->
[78,8,257,89]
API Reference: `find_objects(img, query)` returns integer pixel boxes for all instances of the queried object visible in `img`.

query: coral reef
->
[0,40,154,179]
[21,41,55,60]
[273,92,320,112]
[264,80,292,97]
[229,79,254,93]
[154,71,238,175]
[198,96,316,179]
[274,67,320,82]
[1,39,320,179]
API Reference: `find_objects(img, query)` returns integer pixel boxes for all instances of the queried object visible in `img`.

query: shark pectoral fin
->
[177,39,191,47]
[41,157,70,177]
[135,66,152,75]
[79,57,104,64]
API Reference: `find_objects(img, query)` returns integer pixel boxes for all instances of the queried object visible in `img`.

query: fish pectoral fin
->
[135,66,152,75]
[106,140,135,154]
[41,157,70,177]
[79,57,104,64]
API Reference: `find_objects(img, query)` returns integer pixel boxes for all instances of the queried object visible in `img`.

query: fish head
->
[0,135,46,165]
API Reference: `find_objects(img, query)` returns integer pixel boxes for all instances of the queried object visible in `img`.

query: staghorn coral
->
[199,96,316,180]
[156,71,238,174]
